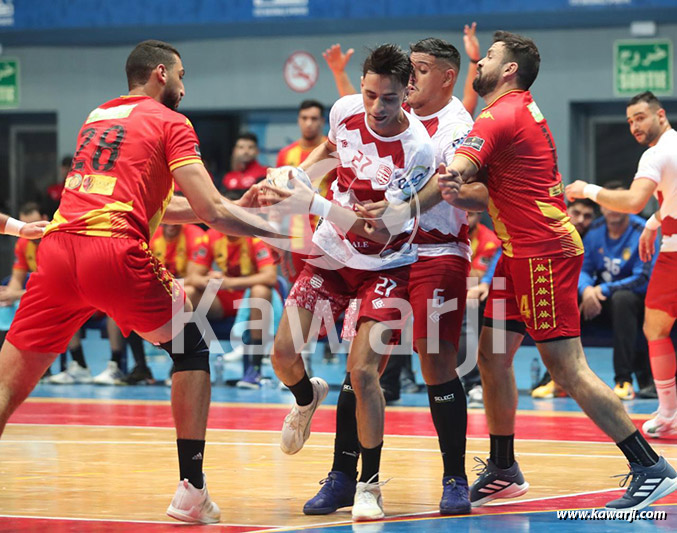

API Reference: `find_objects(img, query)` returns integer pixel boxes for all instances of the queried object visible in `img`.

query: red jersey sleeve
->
[455,108,509,170]
[12,239,29,271]
[251,238,275,270]
[164,115,203,172]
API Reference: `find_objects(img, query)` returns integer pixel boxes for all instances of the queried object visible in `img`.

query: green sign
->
[615,40,672,96]
[0,58,19,108]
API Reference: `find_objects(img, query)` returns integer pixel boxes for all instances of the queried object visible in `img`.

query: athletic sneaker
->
[614,381,636,401]
[531,379,567,399]
[166,474,220,524]
[605,457,677,511]
[46,361,92,384]
[121,365,154,385]
[303,471,357,515]
[352,475,387,521]
[440,476,471,515]
[236,367,262,389]
[470,457,529,507]
[642,411,677,439]
[467,384,483,408]
[92,361,125,385]
[223,343,244,362]
[280,376,329,455]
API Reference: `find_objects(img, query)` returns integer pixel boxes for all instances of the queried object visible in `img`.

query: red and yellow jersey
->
[204,230,275,277]
[149,224,210,278]
[455,90,583,259]
[13,238,39,273]
[470,223,500,274]
[45,95,202,242]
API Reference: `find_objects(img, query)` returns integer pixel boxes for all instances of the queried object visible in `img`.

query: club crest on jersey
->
[376,164,393,185]
[65,174,83,189]
[462,136,485,152]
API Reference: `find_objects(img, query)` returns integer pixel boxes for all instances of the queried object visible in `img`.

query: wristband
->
[583,184,602,202]
[645,213,661,231]
[310,194,332,218]
[4,217,25,237]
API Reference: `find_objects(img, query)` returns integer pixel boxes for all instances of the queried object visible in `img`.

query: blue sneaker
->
[440,476,471,515]
[303,471,357,515]
[470,457,529,507]
[606,457,677,511]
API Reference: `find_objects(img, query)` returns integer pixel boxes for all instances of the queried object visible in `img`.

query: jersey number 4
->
[72,125,126,172]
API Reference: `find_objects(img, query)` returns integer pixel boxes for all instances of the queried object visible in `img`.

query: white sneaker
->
[92,361,125,385]
[280,376,329,455]
[47,361,92,384]
[166,475,220,524]
[352,475,387,521]
[468,384,483,407]
[223,343,245,362]
[642,411,677,438]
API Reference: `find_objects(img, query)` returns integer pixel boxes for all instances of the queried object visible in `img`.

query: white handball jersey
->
[410,97,474,260]
[634,128,677,252]
[313,94,435,270]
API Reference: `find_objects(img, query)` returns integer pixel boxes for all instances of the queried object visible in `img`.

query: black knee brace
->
[159,322,210,374]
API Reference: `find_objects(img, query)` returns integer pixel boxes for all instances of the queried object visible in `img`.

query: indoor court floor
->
[1,339,675,532]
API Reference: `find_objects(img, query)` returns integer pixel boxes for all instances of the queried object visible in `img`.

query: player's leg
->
[642,307,677,437]
[236,284,271,388]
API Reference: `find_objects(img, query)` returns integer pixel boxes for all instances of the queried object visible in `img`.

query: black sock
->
[127,332,147,368]
[111,349,123,366]
[331,373,359,479]
[359,442,383,483]
[177,438,205,488]
[617,430,659,467]
[288,372,314,406]
[427,378,467,479]
[490,434,515,469]
[70,345,87,369]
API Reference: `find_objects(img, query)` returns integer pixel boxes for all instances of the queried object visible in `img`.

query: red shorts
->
[484,254,583,342]
[216,289,246,317]
[7,233,185,354]
[646,252,677,318]
[409,255,469,348]
[286,261,410,341]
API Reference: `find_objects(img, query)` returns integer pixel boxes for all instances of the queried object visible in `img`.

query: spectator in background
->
[576,181,658,400]
[43,155,73,219]
[0,203,91,383]
[531,197,597,398]
[221,133,268,193]
[184,229,277,388]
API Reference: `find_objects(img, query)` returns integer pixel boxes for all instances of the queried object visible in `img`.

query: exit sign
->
[0,58,19,108]
[614,40,672,96]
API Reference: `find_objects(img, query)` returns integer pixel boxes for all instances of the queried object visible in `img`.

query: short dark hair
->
[568,198,596,210]
[362,44,411,88]
[627,91,662,110]
[236,132,259,146]
[602,180,625,190]
[299,99,324,115]
[20,202,41,216]
[493,31,540,90]
[410,38,461,71]
[126,40,181,89]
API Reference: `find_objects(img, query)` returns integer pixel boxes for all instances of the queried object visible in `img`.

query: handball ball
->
[266,166,312,190]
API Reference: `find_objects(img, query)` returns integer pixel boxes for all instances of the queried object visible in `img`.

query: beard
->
[472,70,499,98]
[161,83,181,110]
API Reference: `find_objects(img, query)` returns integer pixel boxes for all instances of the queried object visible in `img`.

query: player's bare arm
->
[323,44,357,97]
[462,22,480,116]
[173,162,280,238]
[638,211,662,262]
[0,213,48,239]
[565,177,656,213]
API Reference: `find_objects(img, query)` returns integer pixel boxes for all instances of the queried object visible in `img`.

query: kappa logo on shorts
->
[310,274,323,289]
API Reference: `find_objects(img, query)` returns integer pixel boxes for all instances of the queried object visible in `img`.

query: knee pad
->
[159,322,210,373]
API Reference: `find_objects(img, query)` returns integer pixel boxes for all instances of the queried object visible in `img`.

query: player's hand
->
[235,183,262,209]
[20,220,49,240]
[639,226,657,262]
[438,163,463,204]
[355,200,410,235]
[565,180,588,202]
[463,22,480,63]
[355,199,388,220]
[467,282,490,307]
[323,44,354,75]
[0,286,20,307]
[580,286,603,320]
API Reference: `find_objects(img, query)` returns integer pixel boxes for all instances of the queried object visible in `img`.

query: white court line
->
[0,513,274,528]
[2,438,675,461]
[9,423,677,448]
